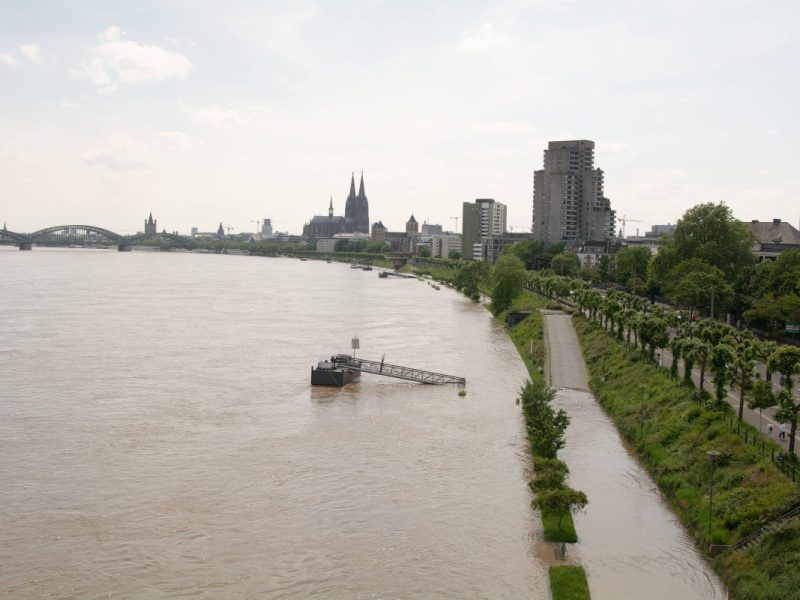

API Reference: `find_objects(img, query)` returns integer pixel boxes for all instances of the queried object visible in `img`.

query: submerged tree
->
[531,487,589,534]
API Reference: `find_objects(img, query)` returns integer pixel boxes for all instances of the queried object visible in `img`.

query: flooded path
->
[543,312,727,599]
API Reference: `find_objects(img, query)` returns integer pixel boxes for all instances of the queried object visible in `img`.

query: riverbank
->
[573,313,800,599]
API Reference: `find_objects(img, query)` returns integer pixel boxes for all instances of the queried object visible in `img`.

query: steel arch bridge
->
[0,229,27,244]
[0,225,193,249]
[28,225,123,246]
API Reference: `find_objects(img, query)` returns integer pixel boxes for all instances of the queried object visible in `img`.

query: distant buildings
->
[462,198,507,261]
[532,140,615,245]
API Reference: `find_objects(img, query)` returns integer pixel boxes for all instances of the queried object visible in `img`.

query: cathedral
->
[303,173,370,240]
[344,172,369,234]
[144,212,157,235]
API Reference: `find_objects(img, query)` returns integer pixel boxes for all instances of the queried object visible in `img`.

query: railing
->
[332,355,465,386]
[724,415,799,485]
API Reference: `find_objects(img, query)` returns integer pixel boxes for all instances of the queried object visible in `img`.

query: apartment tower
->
[532,140,615,245]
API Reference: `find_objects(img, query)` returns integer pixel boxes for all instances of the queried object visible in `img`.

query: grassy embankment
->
[573,313,800,600]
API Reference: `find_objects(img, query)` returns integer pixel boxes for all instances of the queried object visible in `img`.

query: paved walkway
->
[540,312,727,599]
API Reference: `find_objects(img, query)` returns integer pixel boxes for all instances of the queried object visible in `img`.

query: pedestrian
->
[768,423,773,435]
[779,423,787,440]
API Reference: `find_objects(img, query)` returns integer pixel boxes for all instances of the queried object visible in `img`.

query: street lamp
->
[707,450,721,541]
[639,384,647,442]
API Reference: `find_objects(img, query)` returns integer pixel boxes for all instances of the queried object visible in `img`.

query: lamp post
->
[707,450,721,541]
[639,384,647,442]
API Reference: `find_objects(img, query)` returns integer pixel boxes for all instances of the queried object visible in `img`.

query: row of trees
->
[519,380,588,534]
[520,203,800,337]
[529,274,800,454]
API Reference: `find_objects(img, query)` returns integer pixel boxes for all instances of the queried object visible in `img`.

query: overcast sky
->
[2,0,798,236]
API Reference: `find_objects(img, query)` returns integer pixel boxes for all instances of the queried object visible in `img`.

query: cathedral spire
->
[329,195,333,218]
[349,172,356,198]
[358,172,365,197]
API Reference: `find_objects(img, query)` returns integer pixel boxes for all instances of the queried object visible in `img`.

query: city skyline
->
[2,1,799,235]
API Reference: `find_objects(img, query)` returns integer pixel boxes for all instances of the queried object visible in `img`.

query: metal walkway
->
[331,354,465,386]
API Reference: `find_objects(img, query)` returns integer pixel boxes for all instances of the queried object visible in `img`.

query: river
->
[0,249,546,599]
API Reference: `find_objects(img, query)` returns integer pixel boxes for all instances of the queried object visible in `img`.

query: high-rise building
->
[462,198,507,261]
[532,140,615,245]
[344,172,370,234]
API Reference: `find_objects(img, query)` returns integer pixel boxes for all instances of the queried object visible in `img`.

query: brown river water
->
[0,249,725,598]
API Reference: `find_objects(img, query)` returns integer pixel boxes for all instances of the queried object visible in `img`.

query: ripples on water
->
[0,250,547,599]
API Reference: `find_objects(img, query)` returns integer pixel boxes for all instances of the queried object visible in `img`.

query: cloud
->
[458,23,512,53]
[227,1,319,63]
[72,26,192,92]
[154,131,192,149]
[83,131,192,171]
[19,44,41,64]
[191,105,244,128]
[597,141,636,156]
[1,52,19,66]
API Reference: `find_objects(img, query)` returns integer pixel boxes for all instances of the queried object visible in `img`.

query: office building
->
[462,198,507,261]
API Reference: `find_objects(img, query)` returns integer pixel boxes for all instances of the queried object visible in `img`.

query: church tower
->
[344,172,370,234]
[144,212,157,235]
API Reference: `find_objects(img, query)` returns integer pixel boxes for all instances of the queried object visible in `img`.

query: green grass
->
[542,511,578,543]
[549,566,591,600]
[572,313,800,597]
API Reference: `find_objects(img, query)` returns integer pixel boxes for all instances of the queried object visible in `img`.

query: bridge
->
[331,354,466,386]
[0,225,192,251]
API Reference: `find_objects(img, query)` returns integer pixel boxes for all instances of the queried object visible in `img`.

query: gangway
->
[330,354,465,386]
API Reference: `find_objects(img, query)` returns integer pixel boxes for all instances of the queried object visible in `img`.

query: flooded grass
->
[549,566,591,600]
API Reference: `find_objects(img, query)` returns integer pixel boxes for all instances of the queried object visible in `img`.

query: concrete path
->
[541,312,726,600]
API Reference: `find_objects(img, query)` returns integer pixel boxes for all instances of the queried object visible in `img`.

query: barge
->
[311,356,362,387]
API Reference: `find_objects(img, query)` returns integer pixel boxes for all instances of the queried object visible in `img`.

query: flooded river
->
[0,249,545,599]
[0,250,727,599]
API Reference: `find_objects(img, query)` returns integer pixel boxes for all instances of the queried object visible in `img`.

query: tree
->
[530,459,568,492]
[455,261,489,301]
[651,202,755,286]
[593,254,613,283]
[418,245,432,258]
[519,380,570,459]
[732,341,757,421]
[710,343,735,407]
[614,246,652,286]
[550,252,580,277]
[744,294,800,338]
[490,254,527,314]
[762,249,800,296]
[769,346,800,453]
[531,487,588,533]
[448,249,461,260]
[639,316,669,361]
[664,259,732,318]
[510,239,546,269]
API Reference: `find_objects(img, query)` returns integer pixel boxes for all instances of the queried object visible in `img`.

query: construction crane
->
[251,219,260,232]
[450,216,459,233]
[225,224,234,234]
[619,214,642,238]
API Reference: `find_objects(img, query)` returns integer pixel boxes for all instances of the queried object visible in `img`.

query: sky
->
[1,0,799,237]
